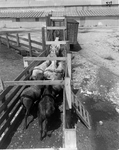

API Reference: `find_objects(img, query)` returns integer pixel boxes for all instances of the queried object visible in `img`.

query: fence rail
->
[0,30,44,57]
[0,49,47,148]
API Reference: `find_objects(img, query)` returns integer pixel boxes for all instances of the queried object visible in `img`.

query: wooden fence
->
[0,49,47,148]
[0,28,46,57]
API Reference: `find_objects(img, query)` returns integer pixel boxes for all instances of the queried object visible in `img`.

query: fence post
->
[42,27,46,55]
[16,33,20,47]
[28,33,32,57]
[6,33,10,48]
[0,36,1,48]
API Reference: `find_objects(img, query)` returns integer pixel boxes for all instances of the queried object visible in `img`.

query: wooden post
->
[42,27,46,51]
[67,53,71,78]
[6,33,10,48]
[66,42,70,53]
[65,77,72,109]
[0,78,5,93]
[0,36,1,48]
[16,33,20,47]
[28,33,32,57]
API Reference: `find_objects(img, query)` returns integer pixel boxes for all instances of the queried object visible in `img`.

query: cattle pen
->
[0,15,91,149]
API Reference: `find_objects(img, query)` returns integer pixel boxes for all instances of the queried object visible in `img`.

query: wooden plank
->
[47,26,66,30]
[0,86,25,114]
[46,41,67,45]
[23,56,66,61]
[16,33,20,46]
[0,102,21,136]
[9,39,17,44]
[0,50,46,101]
[0,78,4,92]
[4,80,64,86]
[50,16,65,20]
[0,106,23,148]
[7,34,16,39]
[64,129,77,148]
[67,53,71,78]
[23,59,29,68]
[6,34,10,48]
[19,42,29,48]
[31,40,42,46]
[72,92,91,130]
[0,93,20,125]
[28,33,32,56]
[0,85,25,125]
[65,78,72,109]
[19,36,29,42]
[42,27,46,52]
[63,87,66,131]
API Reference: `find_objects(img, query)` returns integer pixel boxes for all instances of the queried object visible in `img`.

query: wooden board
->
[72,92,91,130]
[4,80,64,86]
[50,17,65,20]
[65,78,72,109]
[64,129,77,148]
[67,53,71,78]
[47,26,66,30]
[0,78,4,92]
[23,57,66,61]
[46,41,67,45]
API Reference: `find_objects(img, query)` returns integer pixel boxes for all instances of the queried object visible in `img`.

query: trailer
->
[46,15,79,48]
[0,15,90,150]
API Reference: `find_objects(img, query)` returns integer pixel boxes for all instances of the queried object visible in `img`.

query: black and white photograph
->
[0,0,119,150]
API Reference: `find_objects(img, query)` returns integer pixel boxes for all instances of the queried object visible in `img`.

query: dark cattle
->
[20,74,44,130]
[37,85,56,140]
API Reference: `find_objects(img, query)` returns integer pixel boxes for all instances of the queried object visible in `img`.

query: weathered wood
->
[16,33,20,46]
[63,87,66,131]
[23,56,66,61]
[65,78,72,109]
[46,41,67,45]
[72,92,91,130]
[64,129,77,148]
[8,39,17,44]
[42,27,46,52]
[0,105,23,148]
[31,39,42,46]
[0,86,24,114]
[4,80,64,86]
[6,34,10,48]
[0,78,5,92]
[67,53,72,78]
[19,42,29,48]
[47,26,66,30]
[0,41,46,102]
[23,60,29,68]
[0,102,21,136]
[7,34,16,38]
[28,33,32,56]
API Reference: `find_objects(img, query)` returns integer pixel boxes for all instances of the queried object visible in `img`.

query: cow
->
[20,73,45,130]
[37,85,56,140]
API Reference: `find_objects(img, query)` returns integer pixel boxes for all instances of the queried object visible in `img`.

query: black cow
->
[37,85,56,140]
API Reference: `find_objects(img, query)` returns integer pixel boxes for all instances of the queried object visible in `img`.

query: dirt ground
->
[72,27,119,150]
[0,27,119,150]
